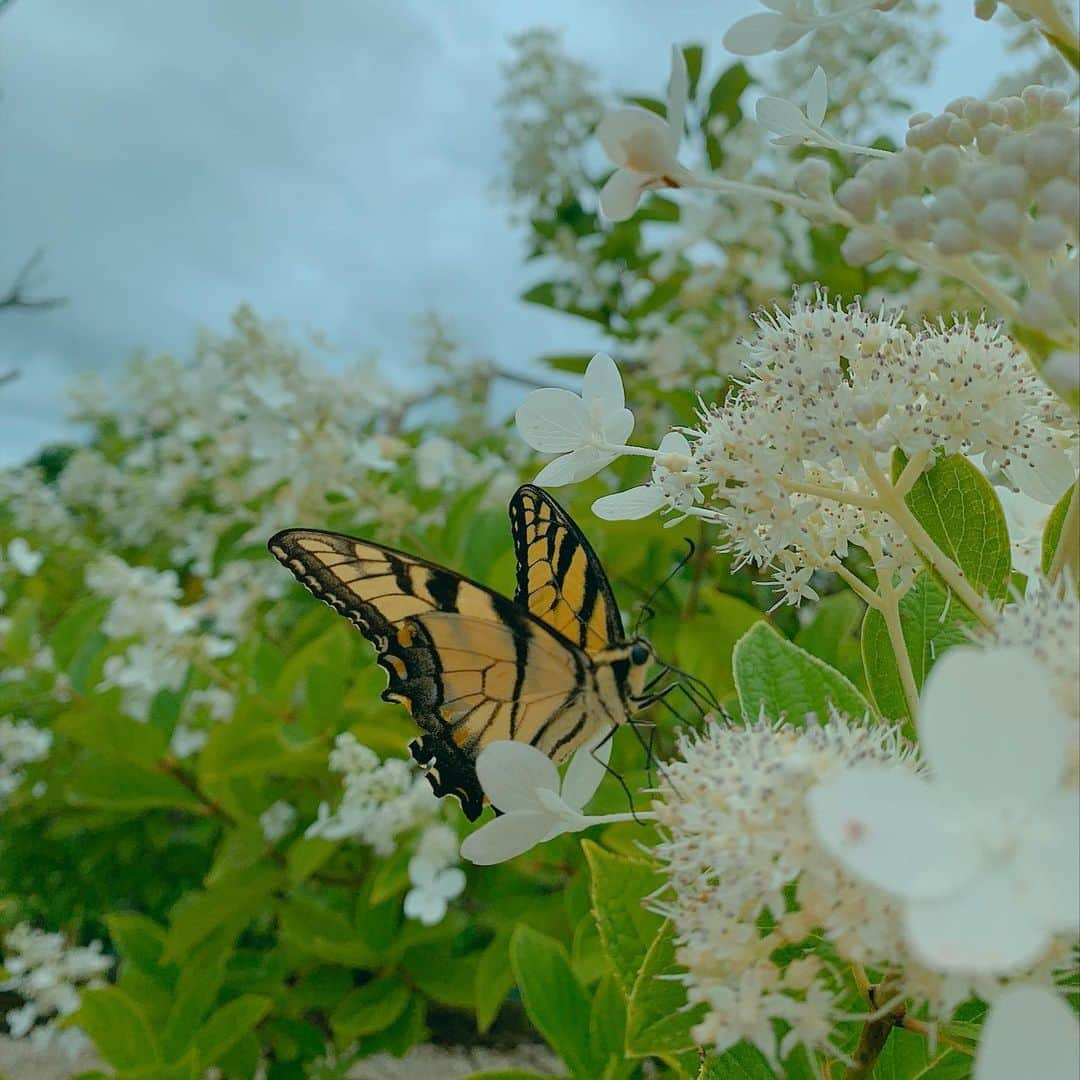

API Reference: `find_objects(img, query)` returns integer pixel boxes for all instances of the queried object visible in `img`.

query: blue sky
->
[0,1,1011,463]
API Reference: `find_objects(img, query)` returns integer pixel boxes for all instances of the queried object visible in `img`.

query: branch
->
[0,248,65,313]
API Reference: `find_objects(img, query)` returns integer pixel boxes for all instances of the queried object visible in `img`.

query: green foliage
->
[1042,483,1075,575]
[733,621,873,724]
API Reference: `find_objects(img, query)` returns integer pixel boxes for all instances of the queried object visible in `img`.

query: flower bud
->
[841,229,888,265]
[1040,89,1068,118]
[971,164,1027,204]
[946,117,975,145]
[931,185,972,221]
[890,195,930,240]
[963,100,991,129]
[932,219,977,254]
[1028,216,1068,250]
[978,200,1024,248]
[1036,178,1079,230]
[1019,289,1066,330]
[1025,130,1071,181]
[1050,264,1079,314]
[835,178,877,221]
[795,158,833,199]
[976,123,1006,155]
[925,144,962,186]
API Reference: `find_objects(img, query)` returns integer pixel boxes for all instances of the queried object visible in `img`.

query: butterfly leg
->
[587,726,650,825]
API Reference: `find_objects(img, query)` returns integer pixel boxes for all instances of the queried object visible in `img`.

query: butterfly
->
[268,484,690,820]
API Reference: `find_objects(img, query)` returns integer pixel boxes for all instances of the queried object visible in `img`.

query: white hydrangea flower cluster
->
[305,733,442,857]
[650,717,921,1066]
[836,86,1078,344]
[85,555,235,721]
[404,823,466,926]
[686,296,1069,600]
[1,923,113,1057]
[0,718,52,803]
[259,799,299,844]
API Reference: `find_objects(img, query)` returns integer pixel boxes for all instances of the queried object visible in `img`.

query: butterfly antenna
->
[633,538,696,635]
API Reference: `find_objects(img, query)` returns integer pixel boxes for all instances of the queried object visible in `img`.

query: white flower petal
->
[904,861,1054,973]
[515,389,587,452]
[561,733,613,811]
[534,445,614,487]
[756,95,813,138]
[722,12,788,55]
[407,855,437,889]
[1009,788,1080,934]
[665,44,688,157]
[599,168,646,222]
[807,766,984,900]
[475,741,559,812]
[582,352,625,415]
[597,108,671,172]
[403,887,446,925]
[657,431,692,456]
[434,866,466,901]
[592,485,666,521]
[919,646,1070,802]
[459,811,553,865]
[976,986,1080,1080]
[1004,442,1074,504]
[806,67,828,128]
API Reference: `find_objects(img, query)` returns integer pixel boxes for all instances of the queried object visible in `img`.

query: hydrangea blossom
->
[259,800,298,843]
[1,924,113,1057]
[596,45,692,221]
[404,824,466,925]
[723,0,902,57]
[460,738,636,865]
[4,538,43,576]
[592,431,703,522]
[0,718,51,803]
[976,984,1080,1080]
[305,733,442,857]
[809,646,1078,973]
[515,353,635,486]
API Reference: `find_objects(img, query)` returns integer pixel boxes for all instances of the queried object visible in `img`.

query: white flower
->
[596,45,693,222]
[169,724,208,759]
[259,800,298,843]
[976,984,1080,1080]
[809,646,1078,974]
[460,738,613,865]
[515,353,634,486]
[6,538,43,576]
[403,856,466,926]
[756,67,829,147]
[592,432,701,521]
[723,0,892,56]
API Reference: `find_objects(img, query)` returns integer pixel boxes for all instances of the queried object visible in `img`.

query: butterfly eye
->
[630,642,650,666]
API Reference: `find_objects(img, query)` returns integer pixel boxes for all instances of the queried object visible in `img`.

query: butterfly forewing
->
[509,484,624,654]
[268,528,591,819]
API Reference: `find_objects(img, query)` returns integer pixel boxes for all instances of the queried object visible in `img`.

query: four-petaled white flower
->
[515,353,634,486]
[6,538,43,576]
[809,645,1079,974]
[403,855,466,926]
[723,0,896,57]
[975,985,1079,1080]
[593,431,700,521]
[460,738,613,865]
[756,67,829,147]
[596,45,693,222]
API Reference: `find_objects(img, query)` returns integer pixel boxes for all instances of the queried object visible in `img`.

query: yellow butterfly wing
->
[509,484,625,654]
[268,527,592,819]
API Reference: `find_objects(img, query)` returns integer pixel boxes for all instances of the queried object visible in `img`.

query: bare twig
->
[0,248,65,313]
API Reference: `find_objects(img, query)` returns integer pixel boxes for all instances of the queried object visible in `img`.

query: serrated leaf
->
[581,840,664,998]
[1041,483,1075,576]
[793,591,865,688]
[861,574,980,721]
[733,622,873,724]
[76,987,160,1069]
[894,450,1011,601]
[510,925,599,1080]
[625,920,706,1057]
[869,1026,973,1079]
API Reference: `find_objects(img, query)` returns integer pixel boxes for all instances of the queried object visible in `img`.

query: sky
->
[0,1,1012,463]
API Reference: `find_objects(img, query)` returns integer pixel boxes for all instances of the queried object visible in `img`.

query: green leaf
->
[331,977,411,1041]
[104,913,169,976]
[869,1026,972,1079]
[57,709,169,767]
[861,574,980,721]
[682,44,704,100]
[457,1073,554,1080]
[675,593,763,700]
[192,995,271,1069]
[1041,483,1075,576]
[197,721,325,784]
[698,1044,777,1079]
[510,925,599,1080]
[539,353,593,374]
[793,591,865,689]
[474,931,515,1034]
[590,973,628,1070]
[163,867,283,963]
[161,932,232,1061]
[894,450,1011,601]
[285,836,338,885]
[733,622,873,724]
[50,596,110,669]
[277,895,377,967]
[76,987,161,1070]
[67,760,203,814]
[625,920,706,1057]
[367,844,412,905]
[581,840,664,998]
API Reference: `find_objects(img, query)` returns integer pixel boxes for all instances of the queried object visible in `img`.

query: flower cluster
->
[1,924,113,1057]
[305,733,442,857]
[0,718,51,804]
[650,715,916,1065]
[404,824,466,926]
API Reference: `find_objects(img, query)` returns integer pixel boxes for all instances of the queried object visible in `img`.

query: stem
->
[866,536,921,722]
[900,1016,974,1056]
[780,477,883,510]
[831,561,882,610]
[158,758,237,825]
[1049,478,1079,585]
[845,977,905,1080]
[584,811,657,825]
[860,452,996,627]
[892,450,930,499]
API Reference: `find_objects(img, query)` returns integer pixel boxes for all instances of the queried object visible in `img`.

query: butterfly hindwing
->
[268,528,591,819]
[509,484,624,654]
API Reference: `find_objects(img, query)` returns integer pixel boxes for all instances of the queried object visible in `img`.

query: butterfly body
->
[269,485,653,820]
